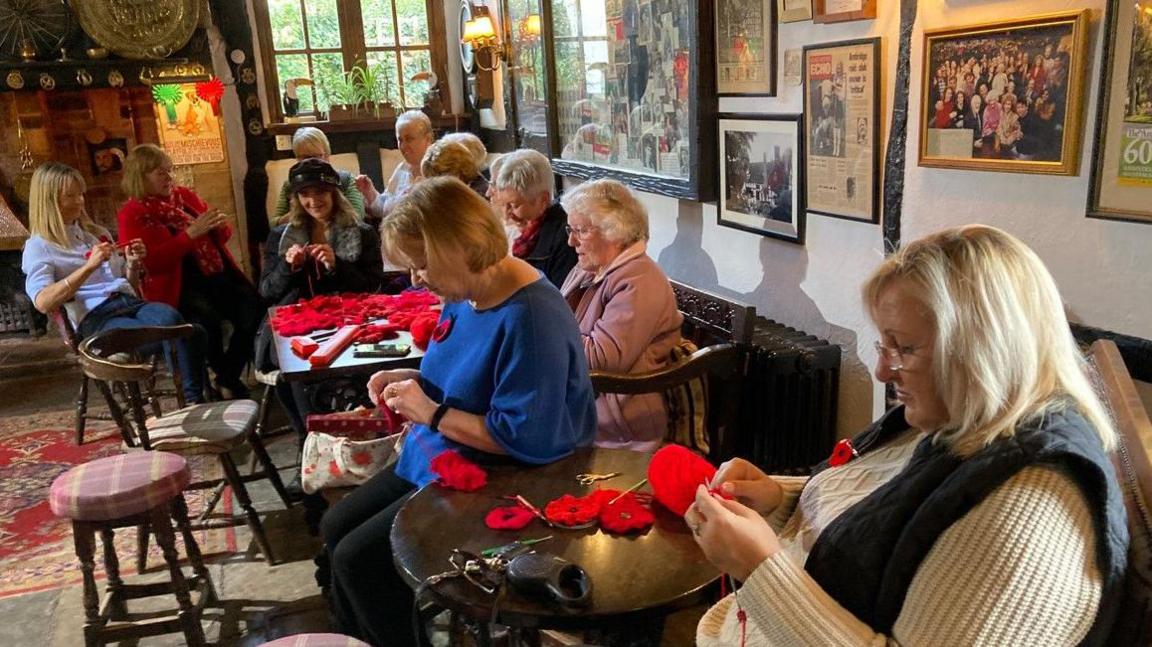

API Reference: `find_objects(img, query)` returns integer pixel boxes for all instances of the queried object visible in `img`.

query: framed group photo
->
[802,37,880,223]
[918,10,1090,175]
[1087,0,1152,223]
[717,113,805,244]
[715,0,776,96]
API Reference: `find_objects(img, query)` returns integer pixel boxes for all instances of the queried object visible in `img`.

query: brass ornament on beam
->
[39,73,56,90]
[6,71,24,90]
[72,0,199,61]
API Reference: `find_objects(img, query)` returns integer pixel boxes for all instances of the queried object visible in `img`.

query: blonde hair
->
[420,141,479,182]
[286,186,359,230]
[440,132,488,169]
[862,224,1115,456]
[292,127,332,158]
[28,162,104,247]
[380,176,507,274]
[560,178,648,245]
[122,143,171,200]
[493,149,554,200]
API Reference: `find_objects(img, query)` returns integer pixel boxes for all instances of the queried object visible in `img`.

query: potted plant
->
[349,61,397,120]
[318,70,358,121]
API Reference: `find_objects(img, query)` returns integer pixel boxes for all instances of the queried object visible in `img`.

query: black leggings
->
[179,274,263,386]
[319,464,417,646]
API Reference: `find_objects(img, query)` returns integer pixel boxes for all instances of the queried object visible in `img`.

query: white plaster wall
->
[643,0,1152,437]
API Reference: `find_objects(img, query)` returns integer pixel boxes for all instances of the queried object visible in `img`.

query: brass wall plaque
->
[72,0,199,60]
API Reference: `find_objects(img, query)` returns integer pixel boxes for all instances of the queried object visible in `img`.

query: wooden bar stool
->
[260,634,372,646]
[49,451,215,647]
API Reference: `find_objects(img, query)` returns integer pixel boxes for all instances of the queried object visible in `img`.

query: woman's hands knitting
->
[710,458,783,514]
[186,209,229,238]
[686,486,781,581]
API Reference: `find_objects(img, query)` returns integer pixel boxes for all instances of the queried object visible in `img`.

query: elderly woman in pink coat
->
[559,179,683,451]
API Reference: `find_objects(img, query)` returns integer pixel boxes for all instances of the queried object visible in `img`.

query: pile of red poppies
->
[269,291,441,341]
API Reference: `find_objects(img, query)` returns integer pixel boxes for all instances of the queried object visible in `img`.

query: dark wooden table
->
[391,448,719,635]
[269,306,425,383]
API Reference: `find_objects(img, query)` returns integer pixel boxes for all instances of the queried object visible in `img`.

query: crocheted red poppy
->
[431,316,453,343]
[485,505,536,530]
[647,444,717,516]
[429,449,487,491]
[599,493,655,534]
[544,493,601,527]
[829,438,858,467]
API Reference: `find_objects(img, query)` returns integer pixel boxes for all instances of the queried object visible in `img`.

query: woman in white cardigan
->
[688,225,1127,646]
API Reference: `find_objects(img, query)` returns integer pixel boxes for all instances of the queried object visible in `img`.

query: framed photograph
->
[1087,0,1152,223]
[778,0,812,24]
[88,138,128,176]
[918,10,1090,176]
[803,37,880,223]
[549,0,716,202]
[813,0,875,24]
[718,113,805,244]
[716,0,776,96]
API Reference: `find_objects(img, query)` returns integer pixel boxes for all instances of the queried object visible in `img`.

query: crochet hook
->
[608,478,649,505]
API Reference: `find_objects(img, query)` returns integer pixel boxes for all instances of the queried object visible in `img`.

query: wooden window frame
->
[251,0,449,125]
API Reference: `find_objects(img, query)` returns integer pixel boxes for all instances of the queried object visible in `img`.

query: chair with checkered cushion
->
[77,325,292,565]
[49,451,214,647]
[259,633,372,646]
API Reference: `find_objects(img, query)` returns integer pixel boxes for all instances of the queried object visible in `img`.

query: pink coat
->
[560,242,683,451]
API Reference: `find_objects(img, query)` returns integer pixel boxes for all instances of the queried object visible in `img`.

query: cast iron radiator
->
[738,317,841,474]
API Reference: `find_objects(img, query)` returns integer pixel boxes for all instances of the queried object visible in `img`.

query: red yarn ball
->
[647,444,717,516]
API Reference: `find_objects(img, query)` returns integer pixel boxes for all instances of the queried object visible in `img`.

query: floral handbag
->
[300,429,406,494]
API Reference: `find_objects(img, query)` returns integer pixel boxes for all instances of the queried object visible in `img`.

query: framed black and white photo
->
[715,0,776,96]
[718,113,805,244]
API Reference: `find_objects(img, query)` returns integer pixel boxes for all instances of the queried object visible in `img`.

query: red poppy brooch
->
[597,491,655,534]
[429,449,487,491]
[432,316,453,343]
[544,493,601,528]
[485,504,536,530]
[828,438,859,467]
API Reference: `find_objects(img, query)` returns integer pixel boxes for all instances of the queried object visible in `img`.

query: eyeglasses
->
[564,224,599,238]
[873,340,921,371]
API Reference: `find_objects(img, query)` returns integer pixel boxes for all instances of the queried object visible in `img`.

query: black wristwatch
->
[429,402,450,432]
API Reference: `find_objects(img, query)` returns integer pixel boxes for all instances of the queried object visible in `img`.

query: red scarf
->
[140,193,225,275]
[511,216,544,259]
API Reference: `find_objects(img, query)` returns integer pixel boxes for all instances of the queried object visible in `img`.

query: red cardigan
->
[116,186,243,307]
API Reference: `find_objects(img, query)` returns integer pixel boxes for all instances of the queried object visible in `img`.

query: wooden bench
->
[1086,339,1152,643]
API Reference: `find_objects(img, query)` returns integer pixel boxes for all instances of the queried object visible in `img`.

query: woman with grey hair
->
[356,110,434,220]
[559,178,682,450]
[492,148,575,287]
[272,126,365,224]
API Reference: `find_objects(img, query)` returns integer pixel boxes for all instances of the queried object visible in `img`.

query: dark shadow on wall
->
[737,237,875,436]
[656,202,719,292]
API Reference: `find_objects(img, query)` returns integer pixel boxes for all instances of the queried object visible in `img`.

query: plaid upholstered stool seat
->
[49,452,214,647]
[260,633,372,646]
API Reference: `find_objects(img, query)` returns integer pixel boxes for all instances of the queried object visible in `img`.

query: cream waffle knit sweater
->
[697,430,1101,646]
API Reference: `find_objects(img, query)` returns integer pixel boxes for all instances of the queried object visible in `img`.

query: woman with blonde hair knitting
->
[687,224,1127,645]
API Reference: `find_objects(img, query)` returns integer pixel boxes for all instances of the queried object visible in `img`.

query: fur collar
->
[277,220,363,262]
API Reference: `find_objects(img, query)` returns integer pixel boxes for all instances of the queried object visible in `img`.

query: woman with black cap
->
[257,158,386,476]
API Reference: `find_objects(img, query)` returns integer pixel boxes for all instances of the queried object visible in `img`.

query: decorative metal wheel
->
[0,0,78,61]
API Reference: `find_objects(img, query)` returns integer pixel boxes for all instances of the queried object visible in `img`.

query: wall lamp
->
[462,7,510,72]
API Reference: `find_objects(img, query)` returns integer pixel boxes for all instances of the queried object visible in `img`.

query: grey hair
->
[559,178,648,245]
[396,110,433,138]
[292,127,332,158]
[493,149,554,200]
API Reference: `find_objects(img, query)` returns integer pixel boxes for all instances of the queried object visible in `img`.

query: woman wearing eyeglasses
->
[687,225,1127,646]
[559,179,682,451]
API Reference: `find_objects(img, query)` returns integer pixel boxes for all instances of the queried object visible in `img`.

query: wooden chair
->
[78,324,293,565]
[55,308,121,446]
[1086,339,1152,645]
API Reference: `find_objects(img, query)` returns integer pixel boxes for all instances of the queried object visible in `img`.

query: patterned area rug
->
[0,412,236,598]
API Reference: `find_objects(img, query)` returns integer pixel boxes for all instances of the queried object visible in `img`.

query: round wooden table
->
[391,448,719,633]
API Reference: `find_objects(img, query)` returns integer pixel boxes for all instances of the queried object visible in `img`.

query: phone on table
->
[353,342,411,358]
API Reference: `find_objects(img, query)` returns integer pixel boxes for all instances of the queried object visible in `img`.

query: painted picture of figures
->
[718,114,805,244]
[919,11,1089,176]
[715,0,776,96]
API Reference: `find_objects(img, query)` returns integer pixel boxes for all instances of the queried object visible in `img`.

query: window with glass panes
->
[552,1,609,145]
[253,0,444,120]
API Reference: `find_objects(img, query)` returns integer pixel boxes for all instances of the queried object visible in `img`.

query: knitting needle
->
[512,494,553,527]
[608,478,648,505]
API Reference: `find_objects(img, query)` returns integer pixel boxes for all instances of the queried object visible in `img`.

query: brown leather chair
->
[55,307,121,446]
[1086,339,1152,644]
[78,324,292,565]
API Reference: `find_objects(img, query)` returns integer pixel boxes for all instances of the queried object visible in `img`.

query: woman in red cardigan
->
[117,144,263,399]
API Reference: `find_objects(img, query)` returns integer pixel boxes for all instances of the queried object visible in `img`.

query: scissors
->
[576,472,622,486]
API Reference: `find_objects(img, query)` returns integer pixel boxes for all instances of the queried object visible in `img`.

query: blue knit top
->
[396,277,597,487]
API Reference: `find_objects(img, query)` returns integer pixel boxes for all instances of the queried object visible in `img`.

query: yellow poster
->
[152,83,225,165]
